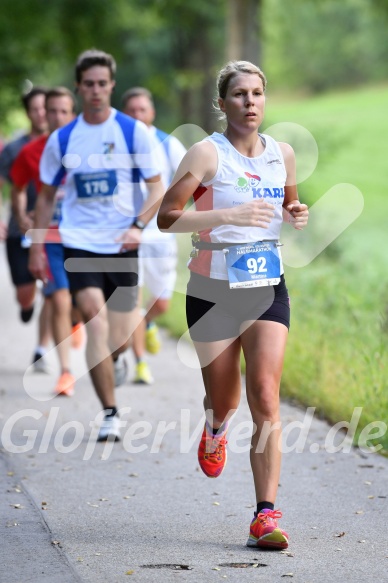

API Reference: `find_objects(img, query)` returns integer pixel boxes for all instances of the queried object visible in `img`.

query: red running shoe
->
[54,372,75,397]
[198,425,227,478]
[247,509,289,549]
[71,322,85,349]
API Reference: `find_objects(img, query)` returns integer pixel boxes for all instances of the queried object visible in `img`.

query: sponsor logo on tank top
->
[234,171,284,200]
[234,172,261,193]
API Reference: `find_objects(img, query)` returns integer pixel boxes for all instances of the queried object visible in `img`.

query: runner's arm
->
[11,184,33,234]
[0,176,8,240]
[280,142,309,230]
[0,146,15,240]
[158,141,275,233]
[28,184,57,282]
[117,174,164,251]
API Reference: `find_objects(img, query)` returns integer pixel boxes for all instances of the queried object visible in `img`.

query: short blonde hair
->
[214,61,267,121]
[217,60,267,99]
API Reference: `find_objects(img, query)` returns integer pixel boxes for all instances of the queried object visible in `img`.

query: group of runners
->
[0,49,308,550]
[0,52,183,399]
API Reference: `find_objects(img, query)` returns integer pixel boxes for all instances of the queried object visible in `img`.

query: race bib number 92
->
[224,241,281,289]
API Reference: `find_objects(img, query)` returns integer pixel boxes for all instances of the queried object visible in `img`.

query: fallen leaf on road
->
[7,471,14,476]
[213,502,220,506]
[355,510,364,515]
[125,571,134,575]
[335,532,345,538]
[10,504,22,509]
[281,574,294,578]
[51,540,60,546]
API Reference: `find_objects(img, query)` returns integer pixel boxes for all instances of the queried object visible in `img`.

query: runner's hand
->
[285,203,309,230]
[0,220,7,240]
[28,245,48,284]
[116,226,142,252]
[228,199,275,228]
[18,213,34,235]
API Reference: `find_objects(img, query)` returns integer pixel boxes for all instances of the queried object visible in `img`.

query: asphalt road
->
[0,245,387,583]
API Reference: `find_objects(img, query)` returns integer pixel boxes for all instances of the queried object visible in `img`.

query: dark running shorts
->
[186,272,290,342]
[6,237,35,286]
[63,247,139,312]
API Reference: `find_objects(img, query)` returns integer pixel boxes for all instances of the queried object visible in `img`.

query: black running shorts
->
[6,237,35,286]
[186,272,290,342]
[63,247,139,312]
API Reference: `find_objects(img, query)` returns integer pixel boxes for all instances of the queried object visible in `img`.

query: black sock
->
[104,407,118,417]
[208,422,227,436]
[256,501,274,514]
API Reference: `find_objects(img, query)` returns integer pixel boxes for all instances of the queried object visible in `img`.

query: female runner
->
[158,61,308,549]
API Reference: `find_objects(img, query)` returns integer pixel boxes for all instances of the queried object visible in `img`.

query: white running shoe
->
[97,415,121,442]
[113,354,128,387]
[32,352,49,374]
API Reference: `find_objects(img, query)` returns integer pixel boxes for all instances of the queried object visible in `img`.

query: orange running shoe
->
[54,372,75,397]
[71,322,85,349]
[247,509,289,549]
[197,425,227,478]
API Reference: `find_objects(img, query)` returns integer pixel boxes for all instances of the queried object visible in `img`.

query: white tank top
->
[188,132,287,279]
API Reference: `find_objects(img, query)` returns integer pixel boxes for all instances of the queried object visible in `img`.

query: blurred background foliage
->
[1,0,388,134]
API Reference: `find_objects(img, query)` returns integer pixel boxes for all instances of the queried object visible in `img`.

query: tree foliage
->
[263,0,388,93]
[0,0,387,134]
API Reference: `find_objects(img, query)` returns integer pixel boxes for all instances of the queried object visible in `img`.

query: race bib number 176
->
[74,170,117,202]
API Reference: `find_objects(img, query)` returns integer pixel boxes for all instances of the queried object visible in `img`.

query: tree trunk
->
[226,0,262,65]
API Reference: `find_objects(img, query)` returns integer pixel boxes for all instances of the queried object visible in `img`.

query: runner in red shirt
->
[0,87,51,371]
[11,87,83,397]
